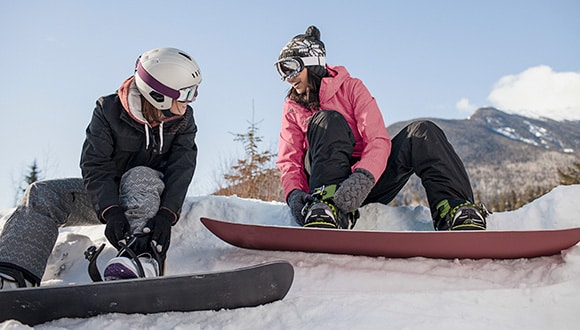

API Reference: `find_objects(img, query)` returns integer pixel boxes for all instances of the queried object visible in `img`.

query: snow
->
[490,120,568,150]
[2,185,580,329]
[492,126,540,146]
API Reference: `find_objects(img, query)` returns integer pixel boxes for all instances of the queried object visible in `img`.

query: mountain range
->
[386,107,580,207]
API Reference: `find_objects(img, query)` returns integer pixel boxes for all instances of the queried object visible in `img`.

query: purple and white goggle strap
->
[136,60,198,103]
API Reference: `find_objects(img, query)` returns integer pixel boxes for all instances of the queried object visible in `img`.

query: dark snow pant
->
[0,166,164,284]
[304,110,474,227]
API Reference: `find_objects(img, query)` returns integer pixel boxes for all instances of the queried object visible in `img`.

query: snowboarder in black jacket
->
[0,47,202,288]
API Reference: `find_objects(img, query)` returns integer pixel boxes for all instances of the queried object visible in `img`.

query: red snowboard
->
[200,217,580,259]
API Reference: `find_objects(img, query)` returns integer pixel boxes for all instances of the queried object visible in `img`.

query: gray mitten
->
[287,189,314,225]
[333,168,375,213]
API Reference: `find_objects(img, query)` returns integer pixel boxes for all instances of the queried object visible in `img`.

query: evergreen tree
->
[25,160,42,186]
[13,159,44,205]
[217,104,283,201]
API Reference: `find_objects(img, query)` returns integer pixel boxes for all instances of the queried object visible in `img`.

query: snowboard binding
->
[301,185,359,230]
[84,234,164,282]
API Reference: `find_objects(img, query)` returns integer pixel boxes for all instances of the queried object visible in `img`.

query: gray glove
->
[333,168,376,213]
[287,189,314,226]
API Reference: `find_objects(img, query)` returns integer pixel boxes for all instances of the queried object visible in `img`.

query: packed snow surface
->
[1,185,580,329]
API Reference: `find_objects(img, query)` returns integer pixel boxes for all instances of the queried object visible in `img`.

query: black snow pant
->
[304,110,474,227]
[0,166,164,284]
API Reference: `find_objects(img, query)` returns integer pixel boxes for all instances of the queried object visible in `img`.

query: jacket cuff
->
[159,206,179,225]
[99,205,121,224]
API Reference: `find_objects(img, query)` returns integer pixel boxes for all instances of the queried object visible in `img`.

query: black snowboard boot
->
[302,185,359,229]
[434,199,490,231]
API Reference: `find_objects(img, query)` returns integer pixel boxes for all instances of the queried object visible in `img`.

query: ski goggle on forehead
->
[176,85,198,103]
[274,56,326,80]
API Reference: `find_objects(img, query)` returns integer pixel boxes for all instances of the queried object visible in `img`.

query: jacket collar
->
[319,65,350,104]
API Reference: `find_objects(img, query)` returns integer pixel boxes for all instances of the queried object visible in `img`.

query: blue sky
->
[0,0,578,207]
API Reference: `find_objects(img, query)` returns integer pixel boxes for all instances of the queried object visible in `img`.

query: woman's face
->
[286,68,309,94]
[170,100,189,116]
[169,87,198,115]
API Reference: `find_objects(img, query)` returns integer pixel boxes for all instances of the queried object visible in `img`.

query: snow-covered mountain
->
[469,107,580,154]
[387,107,580,205]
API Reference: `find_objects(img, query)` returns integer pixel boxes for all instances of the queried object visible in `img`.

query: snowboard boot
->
[0,265,35,290]
[103,254,159,280]
[302,185,359,229]
[435,199,490,231]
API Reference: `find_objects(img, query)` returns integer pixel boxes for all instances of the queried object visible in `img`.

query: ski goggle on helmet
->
[274,56,326,80]
[135,48,202,110]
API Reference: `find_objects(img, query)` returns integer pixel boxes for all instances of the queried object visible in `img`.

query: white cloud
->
[456,98,477,113]
[488,65,580,121]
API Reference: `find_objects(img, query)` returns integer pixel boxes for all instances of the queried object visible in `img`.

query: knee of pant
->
[307,110,355,143]
[127,165,153,173]
[18,181,70,222]
[120,166,165,200]
[308,110,344,128]
[407,120,442,138]
[22,181,55,206]
[121,165,164,181]
[121,167,164,187]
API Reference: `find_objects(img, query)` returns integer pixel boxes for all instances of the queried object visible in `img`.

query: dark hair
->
[286,69,325,111]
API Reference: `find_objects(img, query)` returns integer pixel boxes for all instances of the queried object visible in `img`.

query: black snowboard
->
[0,261,294,326]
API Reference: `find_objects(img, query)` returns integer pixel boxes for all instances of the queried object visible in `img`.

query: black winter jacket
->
[80,91,197,223]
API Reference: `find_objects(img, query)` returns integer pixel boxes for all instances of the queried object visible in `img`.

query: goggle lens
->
[177,85,198,103]
[275,58,303,80]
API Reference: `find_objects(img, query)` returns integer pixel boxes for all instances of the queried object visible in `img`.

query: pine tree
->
[217,103,283,201]
[24,160,42,186]
[13,160,44,205]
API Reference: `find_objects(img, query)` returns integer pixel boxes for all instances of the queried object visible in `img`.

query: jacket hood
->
[319,65,350,103]
[118,76,168,151]
[118,76,150,126]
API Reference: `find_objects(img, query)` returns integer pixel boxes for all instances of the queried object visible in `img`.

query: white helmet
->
[134,47,202,110]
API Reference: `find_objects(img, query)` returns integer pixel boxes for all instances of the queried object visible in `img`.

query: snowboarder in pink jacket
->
[275,26,489,231]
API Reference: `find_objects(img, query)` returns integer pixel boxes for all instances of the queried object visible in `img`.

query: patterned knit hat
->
[278,26,327,77]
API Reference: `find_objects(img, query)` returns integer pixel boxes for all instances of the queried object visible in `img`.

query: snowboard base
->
[0,261,294,326]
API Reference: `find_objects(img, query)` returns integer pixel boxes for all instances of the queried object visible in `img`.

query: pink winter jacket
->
[277,65,392,200]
